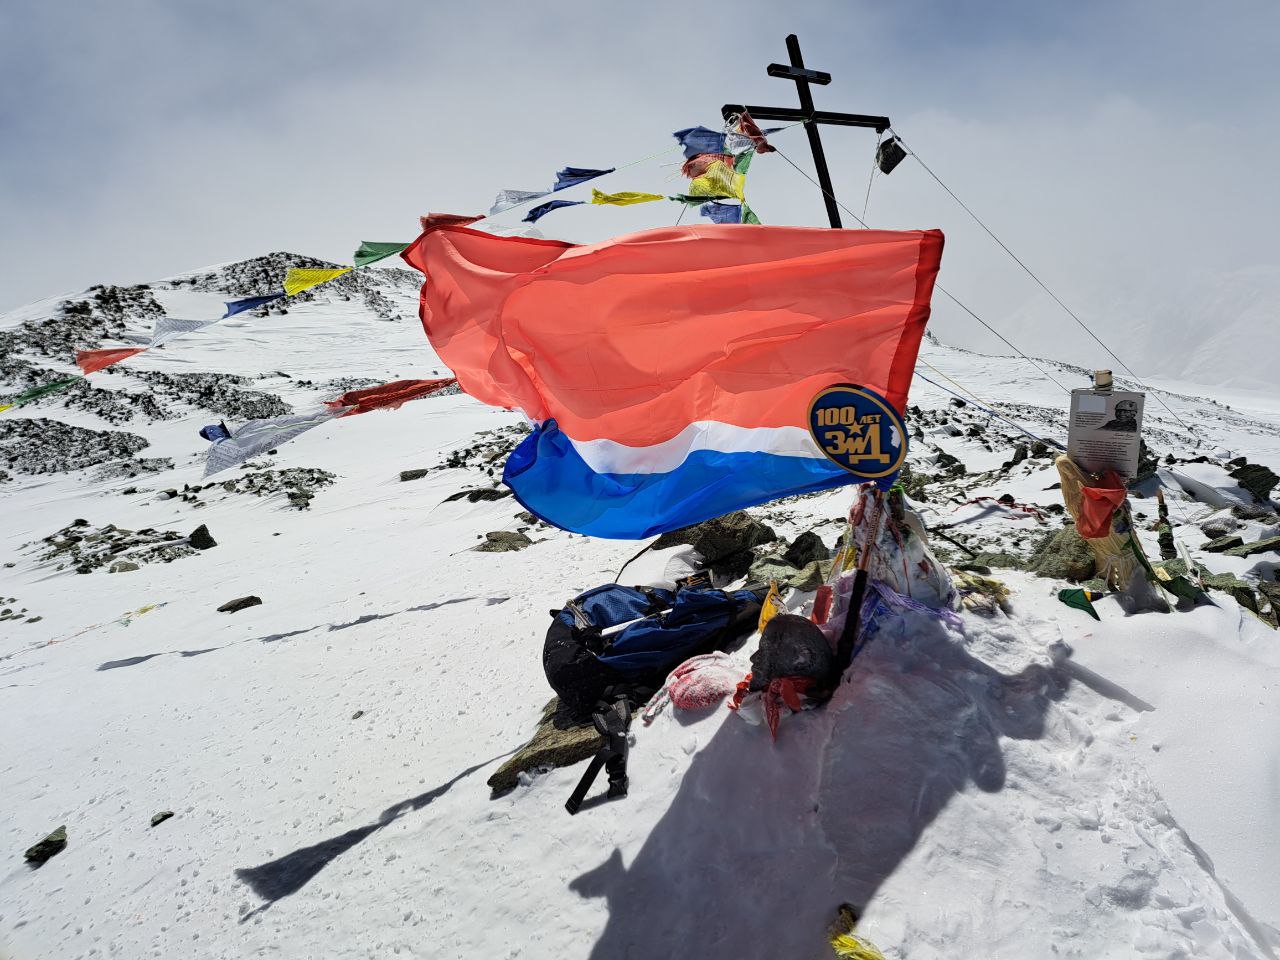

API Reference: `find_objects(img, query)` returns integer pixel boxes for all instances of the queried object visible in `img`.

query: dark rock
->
[1200,515,1241,539]
[1003,445,1029,469]
[953,562,993,575]
[188,524,217,550]
[1230,505,1280,523]
[1029,526,1096,581]
[351,709,365,720]
[651,511,777,563]
[24,825,67,864]
[400,468,431,482]
[475,530,533,553]
[150,811,174,827]
[948,397,967,408]
[217,595,262,613]
[444,487,511,502]
[1203,534,1245,553]
[158,490,177,500]
[1229,462,1279,504]
[783,531,829,569]
[488,698,614,796]
[1223,536,1280,559]
[935,451,966,476]
[749,614,834,689]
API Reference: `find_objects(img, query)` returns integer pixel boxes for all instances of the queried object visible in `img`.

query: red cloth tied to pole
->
[75,348,145,374]
[325,378,457,417]
[1077,471,1128,539]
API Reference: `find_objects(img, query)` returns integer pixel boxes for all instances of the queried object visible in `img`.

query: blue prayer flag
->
[223,292,285,318]
[523,199,584,223]
[552,167,615,191]
[672,126,726,160]
[699,201,744,224]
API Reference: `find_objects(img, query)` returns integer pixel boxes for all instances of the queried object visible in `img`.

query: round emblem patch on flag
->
[807,384,907,480]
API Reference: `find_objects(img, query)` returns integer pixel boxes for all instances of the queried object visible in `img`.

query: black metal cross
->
[723,34,890,229]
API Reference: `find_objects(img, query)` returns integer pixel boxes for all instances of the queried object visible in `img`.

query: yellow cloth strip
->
[284,267,351,297]
[590,189,665,206]
[0,404,12,414]
[688,160,745,200]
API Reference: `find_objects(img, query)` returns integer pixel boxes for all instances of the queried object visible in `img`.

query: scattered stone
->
[475,530,533,553]
[783,531,829,569]
[188,524,217,550]
[1229,462,1279,504]
[1200,515,1241,539]
[217,595,262,613]
[351,709,365,720]
[953,562,993,575]
[651,511,777,566]
[1203,534,1245,553]
[400,468,431,482]
[1029,526,1096,581]
[444,487,512,502]
[1230,505,1280,523]
[488,698,622,796]
[150,811,174,828]
[158,490,177,500]
[108,560,140,574]
[1223,536,1280,559]
[24,825,67,864]
[934,451,966,476]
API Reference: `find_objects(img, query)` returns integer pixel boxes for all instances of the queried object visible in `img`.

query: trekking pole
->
[834,487,884,678]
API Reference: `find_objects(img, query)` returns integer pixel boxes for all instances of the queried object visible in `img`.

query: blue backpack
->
[543,584,763,714]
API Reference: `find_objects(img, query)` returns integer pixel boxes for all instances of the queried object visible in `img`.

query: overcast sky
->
[3,1,1278,386]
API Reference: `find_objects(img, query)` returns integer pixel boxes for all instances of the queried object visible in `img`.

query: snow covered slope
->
[2,257,1279,959]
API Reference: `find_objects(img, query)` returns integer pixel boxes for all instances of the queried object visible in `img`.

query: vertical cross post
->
[780,35,842,228]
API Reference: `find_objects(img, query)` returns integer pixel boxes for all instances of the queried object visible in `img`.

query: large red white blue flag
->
[402,222,943,539]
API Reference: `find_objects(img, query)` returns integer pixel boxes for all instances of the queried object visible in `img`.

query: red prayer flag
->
[75,348,145,374]
[325,378,457,417]
[1077,472,1128,539]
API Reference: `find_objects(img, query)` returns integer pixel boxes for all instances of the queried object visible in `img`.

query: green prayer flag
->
[11,376,81,407]
[353,241,410,268]
[1057,588,1101,621]
[742,204,762,225]
[735,150,755,175]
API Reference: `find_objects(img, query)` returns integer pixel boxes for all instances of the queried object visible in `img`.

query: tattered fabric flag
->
[681,153,737,179]
[735,111,777,153]
[199,422,231,442]
[523,199,583,223]
[402,222,944,538]
[1058,587,1103,621]
[323,377,457,417]
[699,201,744,224]
[742,204,762,225]
[419,212,482,231]
[688,159,745,200]
[734,149,755,175]
[8,376,81,407]
[150,317,215,347]
[0,404,12,413]
[590,189,664,207]
[552,167,615,191]
[203,408,342,478]
[283,267,351,297]
[223,292,285,318]
[76,348,145,375]
[669,193,732,205]
[673,126,726,159]
[489,189,548,215]
[353,241,409,268]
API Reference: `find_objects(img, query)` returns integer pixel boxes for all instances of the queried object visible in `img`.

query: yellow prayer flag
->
[283,267,351,297]
[0,404,12,414]
[758,580,785,633]
[590,189,665,207]
[688,160,745,200]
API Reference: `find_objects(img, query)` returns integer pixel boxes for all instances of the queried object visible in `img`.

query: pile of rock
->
[27,519,199,574]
